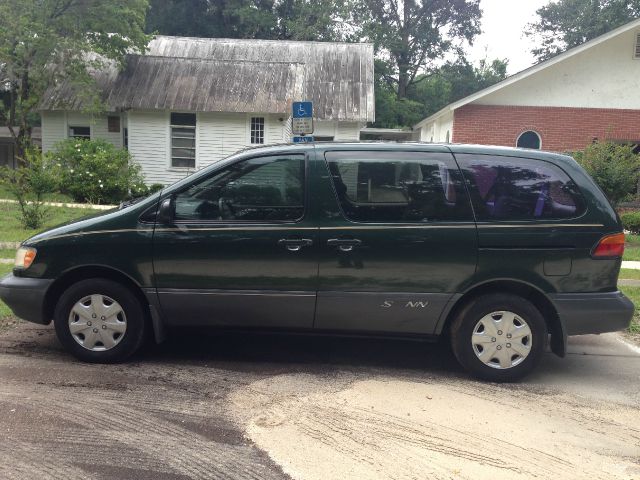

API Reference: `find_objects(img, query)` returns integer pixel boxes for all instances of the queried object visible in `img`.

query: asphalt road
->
[0,322,638,479]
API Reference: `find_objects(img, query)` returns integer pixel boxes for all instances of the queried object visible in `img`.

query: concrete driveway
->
[0,322,638,480]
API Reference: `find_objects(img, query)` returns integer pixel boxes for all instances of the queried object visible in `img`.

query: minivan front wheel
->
[54,278,146,363]
[450,293,547,382]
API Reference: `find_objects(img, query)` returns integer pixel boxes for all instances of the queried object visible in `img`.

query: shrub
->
[131,182,164,198]
[47,139,146,204]
[573,142,640,206]
[621,211,640,234]
[0,149,57,229]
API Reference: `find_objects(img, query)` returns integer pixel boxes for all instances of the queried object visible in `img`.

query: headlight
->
[15,247,37,270]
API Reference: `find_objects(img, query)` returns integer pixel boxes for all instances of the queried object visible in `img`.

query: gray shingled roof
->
[41,36,375,122]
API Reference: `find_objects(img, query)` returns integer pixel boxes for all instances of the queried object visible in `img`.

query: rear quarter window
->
[456,154,585,221]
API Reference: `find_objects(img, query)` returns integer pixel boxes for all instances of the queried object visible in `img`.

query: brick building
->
[413,18,640,153]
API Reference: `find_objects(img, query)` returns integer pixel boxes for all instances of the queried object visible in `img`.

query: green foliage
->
[527,0,640,61]
[47,139,147,204]
[621,212,640,234]
[0,149,57,229]
[0,0,150,157]
[574,142,640,206]
[146,0,348,41]
[131,183,164,198]
[351,0,481,99]
[373,57,508,128]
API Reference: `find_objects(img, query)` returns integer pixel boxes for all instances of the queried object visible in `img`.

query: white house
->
[413,18,640,153]
[40,36,375,184]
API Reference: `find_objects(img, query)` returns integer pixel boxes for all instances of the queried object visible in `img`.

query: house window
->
[107,115,121,133]
[517,130,541,150]
[635,32,640,59]
[123,128,129,150]
[250,117,265,144]
[171,113,196,168]
[69,126,90,140]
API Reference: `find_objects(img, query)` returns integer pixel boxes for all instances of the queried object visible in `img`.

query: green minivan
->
[0,143,633,381]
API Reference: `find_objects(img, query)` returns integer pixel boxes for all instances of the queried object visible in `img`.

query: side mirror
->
[157,196,175,224]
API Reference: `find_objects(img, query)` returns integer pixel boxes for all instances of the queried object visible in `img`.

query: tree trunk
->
[397,67,409,99]
[13,69,33,165]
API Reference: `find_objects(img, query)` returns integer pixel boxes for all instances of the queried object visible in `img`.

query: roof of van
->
[249,141,575,164]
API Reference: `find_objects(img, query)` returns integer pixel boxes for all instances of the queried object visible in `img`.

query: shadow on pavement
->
[142,328,465,376]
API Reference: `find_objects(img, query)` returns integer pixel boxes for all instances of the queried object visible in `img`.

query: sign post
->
[292,101,313,142]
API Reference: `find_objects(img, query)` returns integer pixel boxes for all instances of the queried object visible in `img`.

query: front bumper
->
[0,274,53,325]
[549,291,634,336]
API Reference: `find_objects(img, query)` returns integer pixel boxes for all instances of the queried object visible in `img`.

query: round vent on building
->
[516,131,541,150]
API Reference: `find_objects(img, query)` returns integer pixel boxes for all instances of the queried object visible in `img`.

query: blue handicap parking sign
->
[293,101,313,118]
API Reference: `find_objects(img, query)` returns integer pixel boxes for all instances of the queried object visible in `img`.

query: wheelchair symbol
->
[297,104,308,116]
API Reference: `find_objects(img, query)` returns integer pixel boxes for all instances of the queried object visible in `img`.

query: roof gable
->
[415,18,640,128]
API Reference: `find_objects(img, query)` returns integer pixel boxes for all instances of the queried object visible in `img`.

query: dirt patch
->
[0,316,20,333]
[233,375,640,480]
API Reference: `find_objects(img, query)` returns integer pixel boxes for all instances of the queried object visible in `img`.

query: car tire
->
[450,293,547,382]
[54,278,146,363]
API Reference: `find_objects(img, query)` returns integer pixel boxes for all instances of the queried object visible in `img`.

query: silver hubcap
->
[471,311,532,369]
[68,294,127,351]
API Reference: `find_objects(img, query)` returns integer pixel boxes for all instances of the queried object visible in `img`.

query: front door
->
[152,151,318,329]
[313,147,478,334]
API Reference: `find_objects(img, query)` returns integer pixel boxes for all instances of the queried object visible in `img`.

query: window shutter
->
[635,33,640,59]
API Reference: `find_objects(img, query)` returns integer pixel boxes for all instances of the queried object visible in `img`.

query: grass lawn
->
[0,248,15,259]
[624,234,640,261]
[619,269,640,280]
[0,185,74,203]
[619,286,640,336]
[0,264,19,331]
[0,202,103,243]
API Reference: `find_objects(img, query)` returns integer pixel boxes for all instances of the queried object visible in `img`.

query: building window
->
[171,113,196,168]
[250,117,265,144]
[517,130,541,149]
[123,128,129,150]
[107,115,121,133]
[69,126,90,140]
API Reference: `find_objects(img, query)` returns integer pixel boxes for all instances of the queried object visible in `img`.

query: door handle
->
[327,238,362,252]
[278,238,313,252]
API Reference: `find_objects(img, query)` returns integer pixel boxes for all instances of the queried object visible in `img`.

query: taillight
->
[592,232,625,258]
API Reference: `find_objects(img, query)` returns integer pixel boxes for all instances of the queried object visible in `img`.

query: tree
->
[0,0,150,162]
[373,57,508,128]
[352,0,482,99]
[145,0,348,41]
[527,0,640,61]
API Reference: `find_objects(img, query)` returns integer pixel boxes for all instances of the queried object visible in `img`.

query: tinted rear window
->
[326,151,473,223]
[456,154,585,221]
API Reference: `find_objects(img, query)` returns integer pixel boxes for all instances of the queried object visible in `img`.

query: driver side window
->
[174,154,305,222]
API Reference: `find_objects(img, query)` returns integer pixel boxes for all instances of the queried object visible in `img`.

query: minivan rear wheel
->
[54,278,146,363]
[450,293,547,382]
